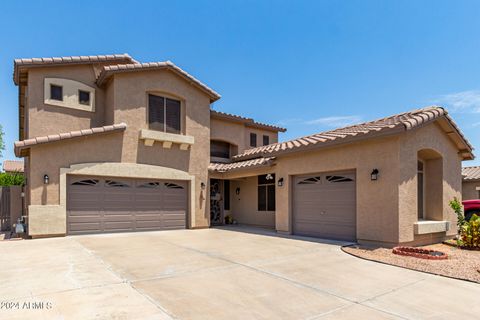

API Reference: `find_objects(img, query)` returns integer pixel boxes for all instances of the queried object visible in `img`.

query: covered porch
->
[209,158,277,229]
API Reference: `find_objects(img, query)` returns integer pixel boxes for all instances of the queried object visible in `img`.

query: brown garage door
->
[67,176,187,235]
[293,171,356,241]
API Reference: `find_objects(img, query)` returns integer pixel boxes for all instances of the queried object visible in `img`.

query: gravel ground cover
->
[343,243,480,283]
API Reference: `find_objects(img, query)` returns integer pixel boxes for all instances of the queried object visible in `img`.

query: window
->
[138,182,161,188]
[148,94,181,134]
[258,174,275,211]
[105,180,131,188]
[78,90,90,105]
[250,133,257,147]
[71,179,99,186]
[224,180,230,210]
[211,140,230,158]
[326,175,354,183]
[50,84,63,101]
[298,176,321,185]
[417,161,424,219]
[164,182,184,189]
[263,135,269,146]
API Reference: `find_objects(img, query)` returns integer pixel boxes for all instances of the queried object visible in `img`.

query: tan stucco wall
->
[398,123,462,244]
[463,181,480,200]
[110,71,211,227]
[210,118,278,156]
[273,121,463,246]
[26,68,214,235]
[26,65,107,138]
[230,176,276,228]
[274,135,401,244]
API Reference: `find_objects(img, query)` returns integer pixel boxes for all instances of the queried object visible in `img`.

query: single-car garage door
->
[293,171,356,241]
[67,176,187,235]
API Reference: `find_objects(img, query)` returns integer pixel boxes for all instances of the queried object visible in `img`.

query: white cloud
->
[434,90,480,113]
[275,118,303,126]
[471,121,480,127]
[306,115,363,127]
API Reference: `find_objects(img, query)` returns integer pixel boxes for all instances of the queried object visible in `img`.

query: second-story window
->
[263,135,269,146]
[78,90,90,105]
[250,133,257,147]
[148,94,181,134]
[50,84,63,101]
[211,140,230,159]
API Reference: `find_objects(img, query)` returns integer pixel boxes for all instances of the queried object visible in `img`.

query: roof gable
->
[96,61,221,102]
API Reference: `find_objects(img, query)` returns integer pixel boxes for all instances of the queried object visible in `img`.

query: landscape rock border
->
[392,246,448,260]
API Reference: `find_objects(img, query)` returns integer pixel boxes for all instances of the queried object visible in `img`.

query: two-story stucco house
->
[13,53,474,246]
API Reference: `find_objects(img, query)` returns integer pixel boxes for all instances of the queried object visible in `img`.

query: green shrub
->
[449,197,465,231]
[460,214,480,248]
[0,172,24,186]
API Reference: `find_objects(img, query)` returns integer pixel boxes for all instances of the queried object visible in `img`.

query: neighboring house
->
[462,166,480,200]
[2,160,24,174]
[12,53,474,247]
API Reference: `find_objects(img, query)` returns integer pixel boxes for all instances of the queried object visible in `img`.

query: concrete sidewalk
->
[0,227,478,319]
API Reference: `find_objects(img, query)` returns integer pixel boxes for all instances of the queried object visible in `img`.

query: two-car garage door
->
[67,176,187,235]
[293,171,356,241]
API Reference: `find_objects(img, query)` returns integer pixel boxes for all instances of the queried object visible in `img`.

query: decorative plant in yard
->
[449,197,465,231]
[460,214,480,248]
[449,197,480,248]
[0,172,24,186]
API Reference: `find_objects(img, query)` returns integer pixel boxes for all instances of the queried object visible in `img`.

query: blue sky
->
[1,0,480,165]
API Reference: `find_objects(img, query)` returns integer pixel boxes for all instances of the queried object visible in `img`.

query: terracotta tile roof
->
[14,123,127,157]
[233,106,474,161]
[13,54,135,85]
[96,61,221,102]
[2,160,24,173]
[209,157,276,173]
[211,110,286,132]
[463,166,480,181]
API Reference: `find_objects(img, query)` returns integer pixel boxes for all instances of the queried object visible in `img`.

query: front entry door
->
[210,179,223,225]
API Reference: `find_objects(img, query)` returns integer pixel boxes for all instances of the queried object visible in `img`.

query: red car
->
[463,199,480,221]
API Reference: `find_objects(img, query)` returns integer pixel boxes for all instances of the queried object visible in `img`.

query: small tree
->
[0,172,24,186]
[449,197,465,231]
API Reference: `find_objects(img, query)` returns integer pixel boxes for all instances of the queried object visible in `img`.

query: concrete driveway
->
[0,227,479,320]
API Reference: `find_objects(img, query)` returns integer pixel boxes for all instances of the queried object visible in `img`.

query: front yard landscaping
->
[343,243,480,283]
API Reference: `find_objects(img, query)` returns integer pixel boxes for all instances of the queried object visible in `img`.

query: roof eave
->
[13,54,135,86]
[14,123,127,157]
[233,126,405,161]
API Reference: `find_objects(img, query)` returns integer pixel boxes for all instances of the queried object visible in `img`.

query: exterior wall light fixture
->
[200,182,206,190]
[277,177,284,187]
[371,169,379,181]
[43,174,49,185]
[235,187,240,195]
